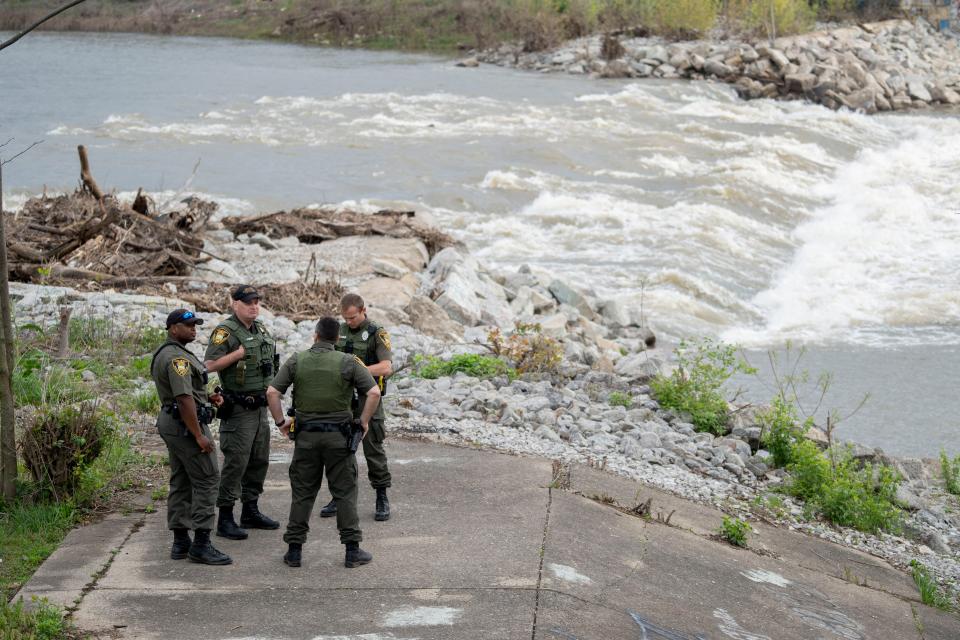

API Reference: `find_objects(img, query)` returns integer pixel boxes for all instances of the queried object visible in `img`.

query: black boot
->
[171,528,191,560]
[240,500,280,530]
[375,487,391,522]
[344,541,372,568]
[319,498,337,518]
[188,529,232,565]
[216,506,249,540]
[283,543,302,568]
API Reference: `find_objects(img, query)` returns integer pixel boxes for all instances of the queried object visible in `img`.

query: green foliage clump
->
[759,396,809,468]
[608,391,633,408]
[730,0,815,37]
[785,443,902,534]
[910,560,957,611]
[0,597,69,640]
[414,353,516,380]
[940,449,960,496]
[488,322,563,376]
[13,349,92,407]
[718,515,752,547]
[650,0,719,36]
[651,338,754,435]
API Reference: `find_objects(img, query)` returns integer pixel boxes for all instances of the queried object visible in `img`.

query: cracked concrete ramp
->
[17,439,960,639]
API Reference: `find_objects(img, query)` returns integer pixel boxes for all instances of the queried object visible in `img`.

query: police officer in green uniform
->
[151,309,231,566]
[267,316,380,568]
[318,293,394,521]
[204,285,280,540]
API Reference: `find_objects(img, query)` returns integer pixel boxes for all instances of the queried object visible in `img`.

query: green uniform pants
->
[283,431,362,545]
[217,406,270,508]
[162,426,219,531]
[361,418,391,489]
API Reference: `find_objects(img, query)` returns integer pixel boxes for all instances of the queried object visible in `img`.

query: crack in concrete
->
[66,515,146,617]
[531,486,553,640]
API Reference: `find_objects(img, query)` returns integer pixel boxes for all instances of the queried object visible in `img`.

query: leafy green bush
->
[759,396,808,468]
[414,353,516,380]
[608,391,633,408]
[13,349,92,407]
[940,449,960,496]
[785,443,902,534]
[651,338,754,435]
[0,597,69,640]
[718,515,752,547]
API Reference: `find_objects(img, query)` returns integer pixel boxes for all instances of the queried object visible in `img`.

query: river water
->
[2,32,958,456]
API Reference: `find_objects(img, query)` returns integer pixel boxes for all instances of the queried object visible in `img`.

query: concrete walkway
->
[18,438,960,639]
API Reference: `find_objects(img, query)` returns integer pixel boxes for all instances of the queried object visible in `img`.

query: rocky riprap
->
[475,18,960,114]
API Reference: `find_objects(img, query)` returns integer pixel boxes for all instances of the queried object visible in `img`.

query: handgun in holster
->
[349,419,364,453]
[286,406,296,441]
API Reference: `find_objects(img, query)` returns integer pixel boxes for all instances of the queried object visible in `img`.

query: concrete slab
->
[570,463,919,600]
[537,491,948,639]
[15,512,143,609]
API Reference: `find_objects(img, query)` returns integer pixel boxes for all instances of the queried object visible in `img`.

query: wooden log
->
[16,263,199,287]
[78,145,104,201]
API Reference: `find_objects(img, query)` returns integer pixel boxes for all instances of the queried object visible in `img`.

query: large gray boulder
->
[424,248,514,327]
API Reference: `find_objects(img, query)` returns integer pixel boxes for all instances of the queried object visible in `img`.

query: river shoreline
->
[7,198,960,597]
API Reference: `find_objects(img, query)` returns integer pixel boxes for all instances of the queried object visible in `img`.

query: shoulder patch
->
[171,357,190,377]
[353,355,367,368]
[211,327,230,345]
[377,328,391,351]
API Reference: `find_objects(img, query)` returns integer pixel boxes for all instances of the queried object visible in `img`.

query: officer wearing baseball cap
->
[151,309,231,565]
[204,285,280,540]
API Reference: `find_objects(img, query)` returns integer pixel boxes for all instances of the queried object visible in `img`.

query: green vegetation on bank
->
[0,0,896,53]
[940,449,960,496]
[3,315,166,610]
[652,337,903,534]
[0,596,75,640]
[910,560,958,612]
[718,515,752,547]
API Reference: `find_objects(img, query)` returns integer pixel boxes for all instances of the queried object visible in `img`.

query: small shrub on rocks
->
[650,0,719,37]
[487,323,563,376]
[785,443,902,534]
[910,560,957,612]
[414,353,516,380]
[718,515,752,547]
[651,338,754,435]
[939,449,960,496]
[608,391,632,408]
[759,396,808,468]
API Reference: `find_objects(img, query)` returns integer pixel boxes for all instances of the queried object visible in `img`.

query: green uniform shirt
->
[336,319,392,419]
[204,314,276,393]
[150,339,209,436]
[271,341,376,423]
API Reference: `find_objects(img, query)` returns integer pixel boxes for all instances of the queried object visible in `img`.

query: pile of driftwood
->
[6,146,214,288]
[222,206,457,257]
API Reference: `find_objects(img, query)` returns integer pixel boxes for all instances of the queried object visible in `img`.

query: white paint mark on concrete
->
[713,609,773,640]
[268,452,292,463]
[740,569,792,588]
[548,563,593,585]
[308,634,421,640]
[391,457,440,465]
[382,606,462,627]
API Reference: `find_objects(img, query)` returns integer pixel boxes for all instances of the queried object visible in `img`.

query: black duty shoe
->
[216,506,249,540]
[374,487,391,522]
[344,543,373,568]
[240,500,280,530]
[283,543,302,568]
[319,498,337,518]
[171,529,191,560]
[188,529,233,566]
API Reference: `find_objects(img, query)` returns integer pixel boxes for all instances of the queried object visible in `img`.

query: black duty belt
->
[224,391,268,409]
[296,417,351,433]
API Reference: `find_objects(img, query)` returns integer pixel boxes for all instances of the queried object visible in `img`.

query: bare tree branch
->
[0,139,13,150]
[0,140,44,167]
[0,0,90,52]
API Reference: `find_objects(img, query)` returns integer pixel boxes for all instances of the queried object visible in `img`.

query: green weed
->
[0,597,70,640]
[940,449,960,496]
[910,560,956,611]
[651,338,754,435]
[759,396,808,468]
[608,391,632,408]
[414,353,516,381]
[718,515,752,547]
[0,500,76,600]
